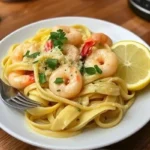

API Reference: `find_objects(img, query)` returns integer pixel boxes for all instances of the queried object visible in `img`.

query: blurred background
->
[0,0,150,43]
[0,0,150,150]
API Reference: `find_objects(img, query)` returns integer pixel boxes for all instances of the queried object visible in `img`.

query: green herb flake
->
[80,66,85,74]
[45,58,58,70]
[48,29,67,49]
[23,50,30,58]
[54,77,64,84]
[94,65,102,74]
[85,67,96,75]
[57,89,61,92]
[39,73,46,84]
[27,52,40,58]
[23,50,40,59]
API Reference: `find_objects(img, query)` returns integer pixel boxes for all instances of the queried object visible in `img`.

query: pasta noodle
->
[1,25,135,138]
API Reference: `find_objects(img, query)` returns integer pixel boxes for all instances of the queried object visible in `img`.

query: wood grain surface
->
[0,0,150,150]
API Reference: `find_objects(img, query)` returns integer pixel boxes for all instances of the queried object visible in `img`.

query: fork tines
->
[10,92,40,109]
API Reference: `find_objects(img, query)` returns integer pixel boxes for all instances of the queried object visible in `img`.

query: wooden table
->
[0,0,150,149]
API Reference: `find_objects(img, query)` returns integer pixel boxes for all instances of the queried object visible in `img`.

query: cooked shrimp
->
[85,49,118,77]
[8,71,35,89]
[11,42,40,63]
[91,33,113,46]
[62,44,80,62]
[52,26,83,46]
[49,65,83,99]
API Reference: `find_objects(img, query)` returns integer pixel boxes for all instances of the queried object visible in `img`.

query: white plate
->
[0,17,150,150]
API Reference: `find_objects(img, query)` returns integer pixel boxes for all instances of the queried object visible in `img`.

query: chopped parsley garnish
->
[54,77,64,84]
[45,58,58,70]
[85,67,96,75]
[39,73,46,84]
[23,50,40,58]
[80,66,85,74]
[82,65,102,75]
[94,65,102,74]
[48,29,67,49]
[23,50,30,57]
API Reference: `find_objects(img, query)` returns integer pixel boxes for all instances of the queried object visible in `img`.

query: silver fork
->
[0,79,40,110]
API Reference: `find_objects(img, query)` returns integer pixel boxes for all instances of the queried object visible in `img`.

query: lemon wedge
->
[112,41,150,91]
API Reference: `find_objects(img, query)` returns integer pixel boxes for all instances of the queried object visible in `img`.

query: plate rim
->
[0,16,150,150]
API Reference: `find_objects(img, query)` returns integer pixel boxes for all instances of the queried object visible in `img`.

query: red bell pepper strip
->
[81,40,95,58]
[44,40,53,52]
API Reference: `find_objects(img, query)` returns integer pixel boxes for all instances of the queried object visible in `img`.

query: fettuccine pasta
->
[1,25,135,138]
